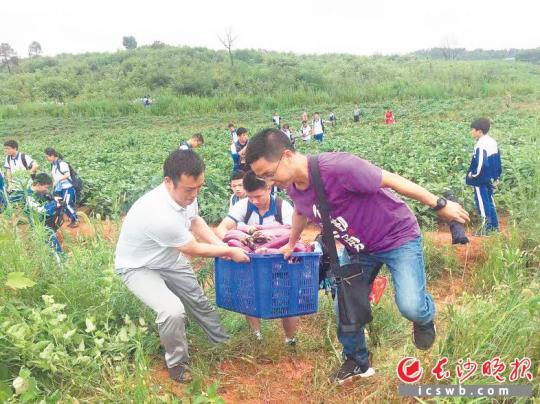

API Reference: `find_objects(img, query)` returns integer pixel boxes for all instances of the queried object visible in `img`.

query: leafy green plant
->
[184,380,225,404]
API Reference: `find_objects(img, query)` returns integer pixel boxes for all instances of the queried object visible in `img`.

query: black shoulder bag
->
[309,155,373,335]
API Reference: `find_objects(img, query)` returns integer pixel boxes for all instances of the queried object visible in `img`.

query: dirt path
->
[56,213,117,247]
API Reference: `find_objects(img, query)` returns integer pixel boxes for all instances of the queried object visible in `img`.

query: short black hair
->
[471,118,491,134]
[33,173,53,186]
[236,127,248,136]
[191,133,204,143]
[44,147,60,157]
[245,128,294,165]
[163,150,205,185]
[243,170,267,192]
[230,169,246,182]
[3,140,18,149]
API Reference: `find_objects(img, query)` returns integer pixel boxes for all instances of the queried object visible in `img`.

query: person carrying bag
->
[310,155,374,333]
[244,128,470,384]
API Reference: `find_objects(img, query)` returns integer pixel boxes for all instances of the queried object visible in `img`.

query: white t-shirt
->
[51,160,73,190]
[281,129,292,141]
[227,196,293,226]
[301,125,311,141]
[4,153,34,173]
[115,183,198,271]
[229,194,247,209]
[312,119,324,135]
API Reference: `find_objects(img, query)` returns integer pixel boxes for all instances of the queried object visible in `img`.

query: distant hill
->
[1,45,540,117]
[411,47,540,63]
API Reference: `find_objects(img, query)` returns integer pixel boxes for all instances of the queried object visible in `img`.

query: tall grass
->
[1,47,540,118]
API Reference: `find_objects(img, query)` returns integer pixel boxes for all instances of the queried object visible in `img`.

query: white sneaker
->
[285,337,297,346]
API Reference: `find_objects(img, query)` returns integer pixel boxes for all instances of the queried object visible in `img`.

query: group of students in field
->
[0,109,501,385]
[115,115,501,385]
[271,111,333,143]
[0,140,81,254]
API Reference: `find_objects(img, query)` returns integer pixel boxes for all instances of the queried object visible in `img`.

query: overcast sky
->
[2,0,540,57]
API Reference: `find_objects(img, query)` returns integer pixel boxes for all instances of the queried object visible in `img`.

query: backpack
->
[57,161,83,193]
[244,197,283,225]
[5,154,30,170]
[313,119,325,134]
[21,154,29,170]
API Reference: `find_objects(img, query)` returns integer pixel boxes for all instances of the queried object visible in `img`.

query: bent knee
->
[396,299,425,321]
[156,305,185,324]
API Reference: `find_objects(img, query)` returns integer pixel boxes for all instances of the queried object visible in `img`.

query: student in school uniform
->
[312,112,326,142]
[44,148,79,228]
[228,170,248,209]
[3,140,39,190]
[215,171,297,344]
[230,128,249,171]
[179,133,204,150]
[466,118,502,234]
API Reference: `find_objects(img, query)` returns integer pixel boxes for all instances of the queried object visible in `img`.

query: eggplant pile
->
[223,223,313,254]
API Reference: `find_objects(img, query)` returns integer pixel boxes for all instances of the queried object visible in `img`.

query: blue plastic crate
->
[214,252,321,319]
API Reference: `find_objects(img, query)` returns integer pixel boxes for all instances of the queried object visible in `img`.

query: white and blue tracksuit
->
[51,160,78,223]
[466,134,502,231]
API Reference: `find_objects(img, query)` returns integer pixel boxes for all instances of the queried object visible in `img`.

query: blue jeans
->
[336,236,435,367]
[314,133,324,142]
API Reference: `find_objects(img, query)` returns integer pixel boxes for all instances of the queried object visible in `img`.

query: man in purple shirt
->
[245,128,470,384]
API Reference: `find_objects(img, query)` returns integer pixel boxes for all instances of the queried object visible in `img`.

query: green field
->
[2,96,539,225]
[0,49,539,402]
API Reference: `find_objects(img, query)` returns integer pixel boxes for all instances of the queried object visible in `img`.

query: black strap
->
[55,160,66,175]
[309,155,340,274]
[275,197,283,224]
[244,205,253,224]
[244,196,283,225]
[55,160,75,185]
[21,154,29,170]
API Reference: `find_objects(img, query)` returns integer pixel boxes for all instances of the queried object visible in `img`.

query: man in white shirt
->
[215,171,297,343]
[3,140,39,190]
[115,150,249,384]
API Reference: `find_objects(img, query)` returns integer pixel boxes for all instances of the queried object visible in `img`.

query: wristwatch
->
[431,197,447,211]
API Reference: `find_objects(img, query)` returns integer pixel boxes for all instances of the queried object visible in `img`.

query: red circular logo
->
[396,357,423,383]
